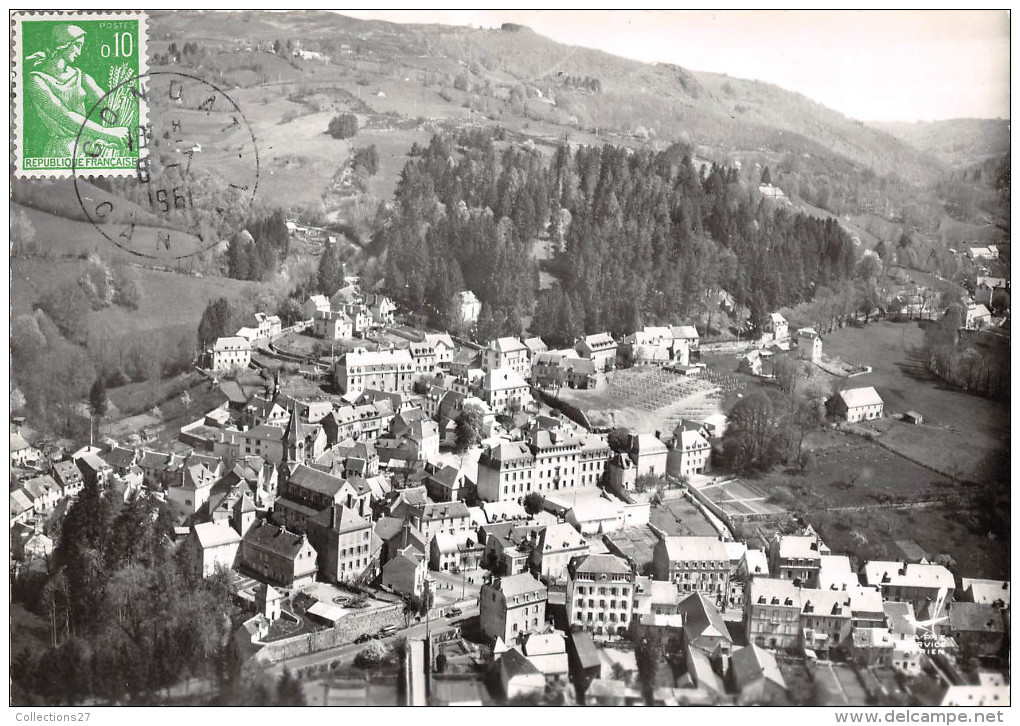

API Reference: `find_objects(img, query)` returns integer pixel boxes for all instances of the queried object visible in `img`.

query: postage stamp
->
[12,10,148,177]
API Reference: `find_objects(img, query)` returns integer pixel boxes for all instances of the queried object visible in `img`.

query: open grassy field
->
[14,203,207,265]
[753,429,954,510]
[12,258,270,339]
[810,504,1009,581]
[819,319,1008,482]
[750,429,1008,579]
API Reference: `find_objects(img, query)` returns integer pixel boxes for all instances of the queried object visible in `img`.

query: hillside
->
[870,118,1010,168]
[147,10,942,185]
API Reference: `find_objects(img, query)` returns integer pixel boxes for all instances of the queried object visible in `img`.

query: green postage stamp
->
[12,11,148,177]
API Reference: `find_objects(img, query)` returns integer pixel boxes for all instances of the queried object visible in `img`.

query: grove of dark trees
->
[380,131,858,346]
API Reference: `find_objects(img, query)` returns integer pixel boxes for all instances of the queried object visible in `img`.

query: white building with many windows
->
[567,553,635,636]
[210,336,252,372]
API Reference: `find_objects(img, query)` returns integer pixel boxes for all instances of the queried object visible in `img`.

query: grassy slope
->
[12,257,265,339]
[13,201,207,264]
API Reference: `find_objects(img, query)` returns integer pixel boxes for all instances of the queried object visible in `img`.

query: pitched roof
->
[287,464,345,498]
[490,337,528,353]
[193,521,241,549]
[962,578,1010,606]
[492,572,547,598]
[947,602,1005,633]
[312,503,371,535]
[10,489,34,516]
[678,592,731,644]
[776,534,826,560]
[52,460,83,485]
[729,644,786,691]
[570,553,632,576]
[568,630,600,669]
[482,367,529,391]
[184,464,217,491]
[421,501,470,521]
[838,386,884,409]
[660,535,729,563]
[242,519,313,561]
[497,647,542,681]
[863,561,954,590]
[631,432,667,455]
[212,336,251,351]
[578,332,616,351]
[536,522,587,553]
[522,337,548,354]
[432,529,482,555]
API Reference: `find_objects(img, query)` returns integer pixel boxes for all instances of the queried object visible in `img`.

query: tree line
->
[534,143,857,344]
[923,304,1010,399]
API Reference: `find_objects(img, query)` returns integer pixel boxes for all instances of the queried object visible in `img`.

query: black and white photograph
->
[7,8,1011,713]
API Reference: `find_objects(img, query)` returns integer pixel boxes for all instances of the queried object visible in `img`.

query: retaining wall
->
[253,603,404,665]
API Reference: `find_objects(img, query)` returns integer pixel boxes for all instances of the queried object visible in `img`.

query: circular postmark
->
[72,70,260,261]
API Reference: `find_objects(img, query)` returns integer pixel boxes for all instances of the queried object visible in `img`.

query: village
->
[9,267,1010,707]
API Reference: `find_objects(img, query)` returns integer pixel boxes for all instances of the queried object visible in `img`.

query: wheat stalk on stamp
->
[103,64,140,153]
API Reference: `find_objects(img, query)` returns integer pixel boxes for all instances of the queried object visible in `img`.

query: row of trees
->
[923,304,1010,399]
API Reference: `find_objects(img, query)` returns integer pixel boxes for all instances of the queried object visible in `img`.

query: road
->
[266,605,479,677]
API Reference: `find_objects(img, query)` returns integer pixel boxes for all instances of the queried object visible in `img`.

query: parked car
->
[354,633,373,644]
[446,608,463,618]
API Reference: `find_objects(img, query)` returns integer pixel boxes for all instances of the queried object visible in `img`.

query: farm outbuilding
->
[903,411,923,425]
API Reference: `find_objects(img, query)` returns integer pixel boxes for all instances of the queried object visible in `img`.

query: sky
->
[339,9,1010,123]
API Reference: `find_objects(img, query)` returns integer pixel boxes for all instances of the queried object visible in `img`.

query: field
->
[12,258,269,339]
[749,429,1008,579]
[556,366,733,433]
[810,504,1008,581]
[819,320,1008,482]
[13,203,207,266]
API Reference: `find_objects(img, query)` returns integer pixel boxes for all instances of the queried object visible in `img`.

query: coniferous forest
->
[380,131,857,345]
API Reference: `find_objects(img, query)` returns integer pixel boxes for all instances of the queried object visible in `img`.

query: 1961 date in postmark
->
[13,10,147,177]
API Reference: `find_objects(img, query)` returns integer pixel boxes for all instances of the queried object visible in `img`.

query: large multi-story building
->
[478,367,531,414]
[480,572,548,644]
[652,536,731,604]
[307,503,375,584]
[862,561,955,610]
[768,532,830,587]
[667,429,712,478]
[209,336,252,372]
[476,428,611,503]
[574,333,617,372]
[531,522,589,582]
[482,337,531,377]
[566,553,635,637]
[744,577,855,654]
[744,577,803,650]
[335,348,414,395]
[239,519,318,589]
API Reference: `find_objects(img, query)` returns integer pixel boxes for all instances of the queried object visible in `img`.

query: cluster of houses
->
[12,279,1007,707]
[477,521,1009,706]
[305,285,396,341]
